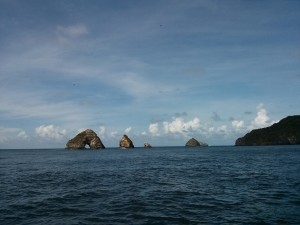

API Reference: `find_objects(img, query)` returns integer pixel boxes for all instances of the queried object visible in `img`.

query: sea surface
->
[1,146,300,225]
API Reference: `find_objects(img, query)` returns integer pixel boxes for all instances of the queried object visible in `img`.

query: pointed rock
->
[185,138,208,147]
[66,129,105,149]
[119,134,134,148]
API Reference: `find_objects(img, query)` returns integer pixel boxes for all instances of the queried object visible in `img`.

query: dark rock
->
[185,138,208,147]
[66,129,105,149]
[144,143,152,148]
[119,135,134,148]
[235,115,300,146]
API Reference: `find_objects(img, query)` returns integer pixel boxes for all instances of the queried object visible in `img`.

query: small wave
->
[1,146,300,224]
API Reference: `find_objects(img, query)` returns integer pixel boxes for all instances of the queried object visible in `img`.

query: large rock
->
[119,135,134,148]
[185,138,208,147]
[66,129,105,149]
[235,115,300,146]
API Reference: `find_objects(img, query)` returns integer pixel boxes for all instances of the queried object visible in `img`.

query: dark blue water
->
[1,146,300,225]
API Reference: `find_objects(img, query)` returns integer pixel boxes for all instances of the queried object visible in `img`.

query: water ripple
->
[1,146,300,224]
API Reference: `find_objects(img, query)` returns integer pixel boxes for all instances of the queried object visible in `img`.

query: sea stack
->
[119,135,134,148]
[144,143,152,148]
[185,138,208,147]
[66,129,105,149]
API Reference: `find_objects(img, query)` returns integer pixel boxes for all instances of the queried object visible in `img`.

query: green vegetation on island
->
[235,115,300,146]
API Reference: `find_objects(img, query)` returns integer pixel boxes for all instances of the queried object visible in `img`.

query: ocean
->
[1,146,300,225]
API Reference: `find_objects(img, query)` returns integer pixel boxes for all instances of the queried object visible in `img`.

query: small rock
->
[185,138,208,147]
[119,135,134,148]
[144,143,152,148]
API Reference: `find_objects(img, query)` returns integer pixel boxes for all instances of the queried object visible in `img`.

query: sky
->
[0,0,299,148]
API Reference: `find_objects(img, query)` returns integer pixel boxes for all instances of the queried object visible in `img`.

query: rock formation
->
[235,115,300,146]
[119,135,134,148]
[66,129,105,149]
[144,143,152,148]
[185,138,208,147]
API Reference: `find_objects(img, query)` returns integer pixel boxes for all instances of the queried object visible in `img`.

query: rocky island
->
[66,129,105,149]
[119,135,134,148]
[185,138,208,147]
[235,115,300,146]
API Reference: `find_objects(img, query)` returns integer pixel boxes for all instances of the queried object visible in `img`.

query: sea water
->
[1,146,300,225]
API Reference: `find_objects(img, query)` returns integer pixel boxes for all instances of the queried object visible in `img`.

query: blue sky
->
[0,0,299,148]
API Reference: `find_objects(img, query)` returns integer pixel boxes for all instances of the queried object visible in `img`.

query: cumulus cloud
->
[72,103,279,147]
[149,123,159,136]
[145,117,202,139]
[252,103,269,127]
[35,125,66,140]
[148,103,278,141]
[163,117,200,136]
[231,120,245,130]
[250,103,276,129]
[94,126,120,141]
[206,125,228,136]
[17,131,29,140]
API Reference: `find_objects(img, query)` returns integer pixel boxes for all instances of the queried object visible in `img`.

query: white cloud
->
[141,117,203,141]
[208,127,215,133]
[205,125,228,136]
[217,125,227,133]
[250,103,276,129]
[110,131,118,138]
[98,126,106,137]
[124,127,132,133]
[98,126,120,139]
[0,127,29,143]
[231,120,245,130]
[163,117,200,136]
[149,123,159,136]
[17,131,29,140]
[35,125,66,140]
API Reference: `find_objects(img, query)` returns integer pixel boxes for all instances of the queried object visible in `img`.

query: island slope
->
[235,115,300,146]
[185,138,208,147]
